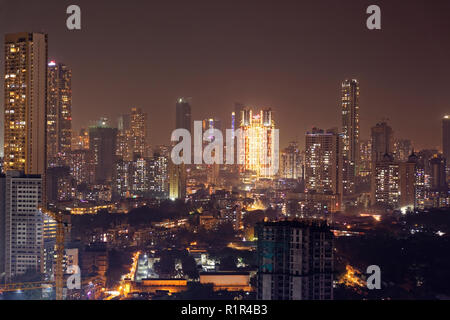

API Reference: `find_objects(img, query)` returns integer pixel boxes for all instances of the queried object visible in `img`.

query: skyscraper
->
[371,122,394,163]
[130,107,148,158]
[148,153,169,197]
[4,32,48,176]
[89,119,118,184]
[359,139,372,177]
[305,128,342,196]
[0,171,43,281]
[239,108,278,178]
[169,161,186,200]
[341,79,360,184]
[256,220,334,300]
[371,153,400,208]
[176,98,192,133]
[70,149,95,185]
[399,158,417,210]
[430,155,447,192]
[171,99,190,198]
[117,108,148,161]
[442,116,450,164]
[399,152,425,210]
[47,61,72,167]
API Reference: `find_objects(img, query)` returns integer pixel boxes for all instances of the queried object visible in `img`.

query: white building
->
[0,171,43,281]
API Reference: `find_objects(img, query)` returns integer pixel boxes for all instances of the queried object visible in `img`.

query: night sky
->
[1,0,450,155]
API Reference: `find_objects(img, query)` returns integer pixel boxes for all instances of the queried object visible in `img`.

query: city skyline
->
[2,1,450,302]
[1,0,450,156]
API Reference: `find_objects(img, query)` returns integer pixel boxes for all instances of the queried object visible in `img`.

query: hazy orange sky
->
[1,0,450,155]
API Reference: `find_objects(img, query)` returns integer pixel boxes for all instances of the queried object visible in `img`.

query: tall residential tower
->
[47,61,72,167]
[341,79,359,194]
[4,32,48,176]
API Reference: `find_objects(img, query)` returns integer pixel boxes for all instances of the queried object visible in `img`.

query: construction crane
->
[40,207,71,300]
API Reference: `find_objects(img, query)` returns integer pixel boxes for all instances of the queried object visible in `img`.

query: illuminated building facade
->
[148,154,169,197]
[70,149,95,185]
[4,33,47,176]
[117,108,149,161]
[0,171,43,281]
[47,61,72,167]
[359,139,372,177]
[130,108,148,158]
[130,156,148,196]
[239,108,278,178]
[341,79,359,194]
[72,128,89,151]
[371,153,400,208]
[304,128,342,196]
[113,159,131,198]
[399,159,417,210]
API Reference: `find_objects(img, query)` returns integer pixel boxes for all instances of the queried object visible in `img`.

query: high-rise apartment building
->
[238,108,278,178]
[130,107,148,158]
[72,129,89,151]
[371,153,400,208]
[399,152,425,210]
[341,79,359,193]
[89,119,118,184]
[4,33,47,177]
[442,116,450,164]
[359,139,372,177]
[148,153,169,197]
[169,162,186,200]
[47,61,72,167]
[176,98,192,133]
[70,149,95,185]
[305,128,342,196]
[371,122,394,163]
[0,171,43,281]
[341,79,360,163]
[429,155,447,192]
[117,108,148,161]
[256,220,334,300]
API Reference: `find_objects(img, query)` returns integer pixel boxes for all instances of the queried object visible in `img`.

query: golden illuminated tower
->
[4,32,48,176]
[239,108,278,178]
[47,61,72,167]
